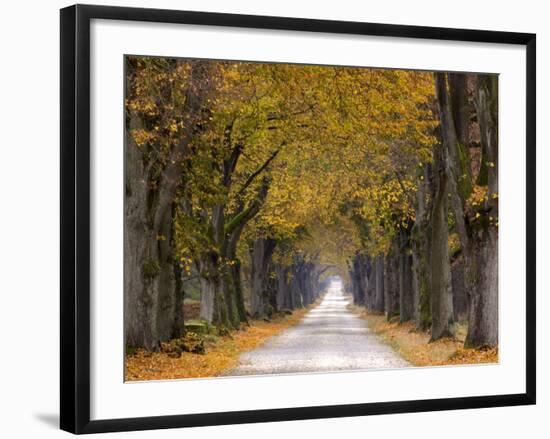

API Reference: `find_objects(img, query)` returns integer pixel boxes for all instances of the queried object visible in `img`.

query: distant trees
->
[124,55,498,352]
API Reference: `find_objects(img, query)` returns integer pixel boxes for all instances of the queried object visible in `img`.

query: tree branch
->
[222,143,242,188]
[225,177,270,236]
[237,149,280,196]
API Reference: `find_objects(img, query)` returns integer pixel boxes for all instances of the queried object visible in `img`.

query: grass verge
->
[125,307,310,381]
[350,305,498,367]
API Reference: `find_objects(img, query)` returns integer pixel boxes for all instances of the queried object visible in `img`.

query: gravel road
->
[226,281,409,376]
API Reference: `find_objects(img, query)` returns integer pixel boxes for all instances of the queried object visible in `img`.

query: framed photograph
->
[60,4,536,434]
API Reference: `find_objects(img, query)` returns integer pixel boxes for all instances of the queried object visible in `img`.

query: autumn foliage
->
[125,308,310,381]
[124,55,499,377]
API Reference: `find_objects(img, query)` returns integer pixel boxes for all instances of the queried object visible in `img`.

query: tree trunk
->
[384,245,399,320]
[351,253,368,306]
[451,256,469,322]
[124,113,157,349]
[429,146,455,341]
[365,256,377,311]
[172,261,185,338]
[411,164,432,330]
[250,238,277,318]
[230,259,248,324]
[221,270,241,329]
[289,260,304,309]
[301,262,317,306]
[198,252,230,327]
[465,74,499,348]
[124,114,177,350]
[374,255,385,313]
[275,264,291,311]
[435,72,498,348]
[398,228,415,322]
[124,61,213,350]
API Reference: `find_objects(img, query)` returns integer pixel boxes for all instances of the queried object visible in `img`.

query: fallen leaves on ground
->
[125,308,310,381]
[350,306,498,367]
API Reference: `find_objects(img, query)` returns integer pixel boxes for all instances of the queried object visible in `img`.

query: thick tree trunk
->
[230,259,248,324]
[300,263,313,306]
[429,152,455,341]
[436,72,498,348]
[289,259,306,309]
[154,206,178,341]
[124,115,177,350]
[398,228,415,322]
[412,230,431,330]
[373,255,385,313]
[351,253,368,306]
[198,167,271,326]
[250,238,277,318]
[199,249,242,329]
[198,253,230,327]
[384,245,399,320]
[301,262,318,306]
[466,229,498,347]
[451,256,469,322]
[221,270,241,329]
[289,270,301,309]
[227,215,252,325]
[436,72,479,334]
[466,74,499,348]
[449,73,471,149]
[172,261,185,338]
[124,61,213,350]
[124,110,151,349]
[365,256,377,311]
[411,164,432,330]
[275,264,291,311]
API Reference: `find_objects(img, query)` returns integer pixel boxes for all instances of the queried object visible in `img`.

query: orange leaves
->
[129,128,155,148]
[354,307,498,367]
[125,308,310,381]
[447,346,498,365]
[466,184,498,227]
[126,55,441,278]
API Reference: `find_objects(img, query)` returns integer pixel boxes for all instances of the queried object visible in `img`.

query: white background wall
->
[0,0,546,437]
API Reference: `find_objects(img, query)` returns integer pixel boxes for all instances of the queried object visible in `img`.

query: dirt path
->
[226,281,409,376]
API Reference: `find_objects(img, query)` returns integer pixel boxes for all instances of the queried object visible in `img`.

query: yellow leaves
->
[467,184,489,209]
[125,308,310,381]
[127,55,440,274]
[130,128,155,147]
[356,308,498,367]
[126,98,158,117]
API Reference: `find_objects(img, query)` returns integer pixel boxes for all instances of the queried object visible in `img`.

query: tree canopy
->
[124,56,498,352]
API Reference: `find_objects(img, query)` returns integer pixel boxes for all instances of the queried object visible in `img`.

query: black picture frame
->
[60,4,536,434]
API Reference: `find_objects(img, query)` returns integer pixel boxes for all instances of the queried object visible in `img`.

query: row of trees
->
[124,56,498,351]
[349,72,498,348]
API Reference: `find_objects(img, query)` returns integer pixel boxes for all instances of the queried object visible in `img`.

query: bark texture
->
[250,238,277,318]
[124,60,212,349]
[465,74,499,348]
[435,72,499,348]
[429,142,455,341]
